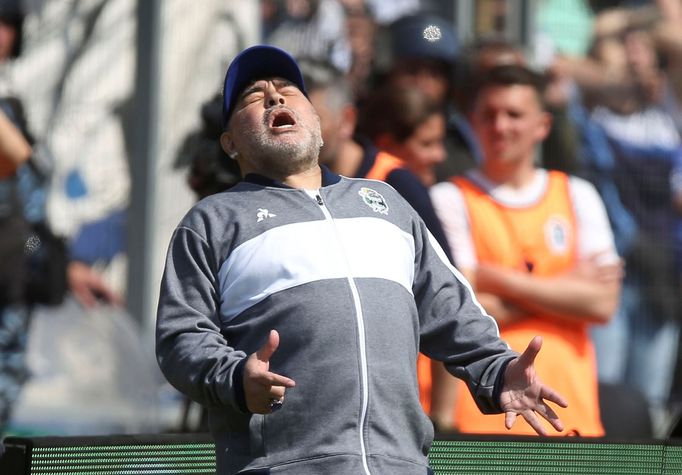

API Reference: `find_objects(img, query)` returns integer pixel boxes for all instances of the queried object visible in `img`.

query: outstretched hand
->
[243,329,296,414]
[500,336,568,435]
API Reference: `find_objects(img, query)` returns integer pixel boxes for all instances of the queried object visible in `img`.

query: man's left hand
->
[499,335,568,435]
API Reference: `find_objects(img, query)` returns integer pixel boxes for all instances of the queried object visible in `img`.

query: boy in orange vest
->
[431,64,622,436]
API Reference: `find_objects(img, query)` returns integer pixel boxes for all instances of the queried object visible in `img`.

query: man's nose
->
[433,143,446,163]
[493,114,509,132]
[265,89,286,108]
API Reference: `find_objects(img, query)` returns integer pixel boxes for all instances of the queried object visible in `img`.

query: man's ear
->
[220,131,238,159]
[535,111,553,143]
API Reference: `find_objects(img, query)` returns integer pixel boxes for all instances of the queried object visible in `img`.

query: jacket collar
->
[243,164,341,189]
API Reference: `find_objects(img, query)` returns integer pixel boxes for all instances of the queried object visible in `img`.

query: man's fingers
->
[268,386,286,400]
[244,330,296,414]
[245,372,294,414]
[253,370,296,389]
[504,411,517,430]
[541,404,564,432]
[256,329,280,363]
[528,398,564,432]
[522,411,549,436]
[517,335,542,368]
[540,385,568,408]
[536,386,566,432]
[251,394,285,414]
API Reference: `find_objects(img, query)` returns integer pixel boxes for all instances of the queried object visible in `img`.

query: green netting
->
[427,440,682,474]
[28,443,217,475]
[22,439,682,475]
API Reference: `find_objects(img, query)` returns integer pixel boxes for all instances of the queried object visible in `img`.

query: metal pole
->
[504,0,535,48]
[126,0,162,327]
[455,0,476,44]
[520,0,536,48]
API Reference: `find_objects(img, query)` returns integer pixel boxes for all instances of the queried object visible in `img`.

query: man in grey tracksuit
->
[156,45,567,475]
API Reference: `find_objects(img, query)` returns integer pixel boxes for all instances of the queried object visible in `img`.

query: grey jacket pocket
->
[249,414,265,458]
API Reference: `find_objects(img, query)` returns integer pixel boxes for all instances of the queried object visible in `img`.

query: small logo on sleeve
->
[257,208,277,222]
[359,187,389,215]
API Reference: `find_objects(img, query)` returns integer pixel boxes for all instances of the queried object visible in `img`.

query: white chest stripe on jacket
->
[217,216,415,323]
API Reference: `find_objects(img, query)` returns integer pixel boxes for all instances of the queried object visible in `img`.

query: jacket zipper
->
[310,190,372,475]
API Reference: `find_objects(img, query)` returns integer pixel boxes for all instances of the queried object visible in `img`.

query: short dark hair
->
[358,83,443,143]
[474,64,548,108]
[0,0,24,58]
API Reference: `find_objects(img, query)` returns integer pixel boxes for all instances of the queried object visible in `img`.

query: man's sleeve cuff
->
[492,358,513,412]
[232,358,249,413]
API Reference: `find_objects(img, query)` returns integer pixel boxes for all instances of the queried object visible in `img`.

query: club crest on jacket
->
[359,187,389,215]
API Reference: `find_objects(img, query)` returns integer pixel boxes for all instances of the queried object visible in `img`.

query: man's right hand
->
[243,329,296,414]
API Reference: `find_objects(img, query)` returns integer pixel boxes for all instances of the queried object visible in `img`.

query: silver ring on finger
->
[269,397,284,412]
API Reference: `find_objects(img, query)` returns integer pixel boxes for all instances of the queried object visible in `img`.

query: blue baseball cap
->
[389,13,459,65]
[222,45,308,127]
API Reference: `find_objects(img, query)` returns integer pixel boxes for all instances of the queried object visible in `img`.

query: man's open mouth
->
[269,109,297,129]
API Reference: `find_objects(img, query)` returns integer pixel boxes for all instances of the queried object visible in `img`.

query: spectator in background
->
[356,83,452,263]
[264,0,379,101]
[363,0,420,25]
[264,0,353,74]
[0,0,119,437]
[299,57,453,258]
[372,12,482,181]
[0,99,33,436]
[0,0,121,309]
[431,64,621,436]
[300,58,455,260]
[528,2,681,436]
[375,12,458,106]
[174,93,242,200]
[450,37,528,170]
[532,1,647,177]
[299,55,452,231]
[297,58,366,178]
[446,27,652,438]
[584,16,682,433]
[339,1,377,100]
[453,37,527,115]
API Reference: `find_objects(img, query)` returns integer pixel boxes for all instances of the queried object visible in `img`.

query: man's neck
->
[481,159,536,189]
[239,160,323,189]
[281,165,322,189]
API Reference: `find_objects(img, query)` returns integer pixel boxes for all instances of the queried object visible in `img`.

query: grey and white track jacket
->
[156,166,517,475]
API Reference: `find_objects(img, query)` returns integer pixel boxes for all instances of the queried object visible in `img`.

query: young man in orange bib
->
[431,64,622,436]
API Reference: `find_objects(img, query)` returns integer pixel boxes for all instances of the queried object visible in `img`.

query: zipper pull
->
[316,194,323,206]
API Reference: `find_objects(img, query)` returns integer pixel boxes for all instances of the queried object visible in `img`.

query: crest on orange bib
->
[544,215,571,254]
[359,187,389,215]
